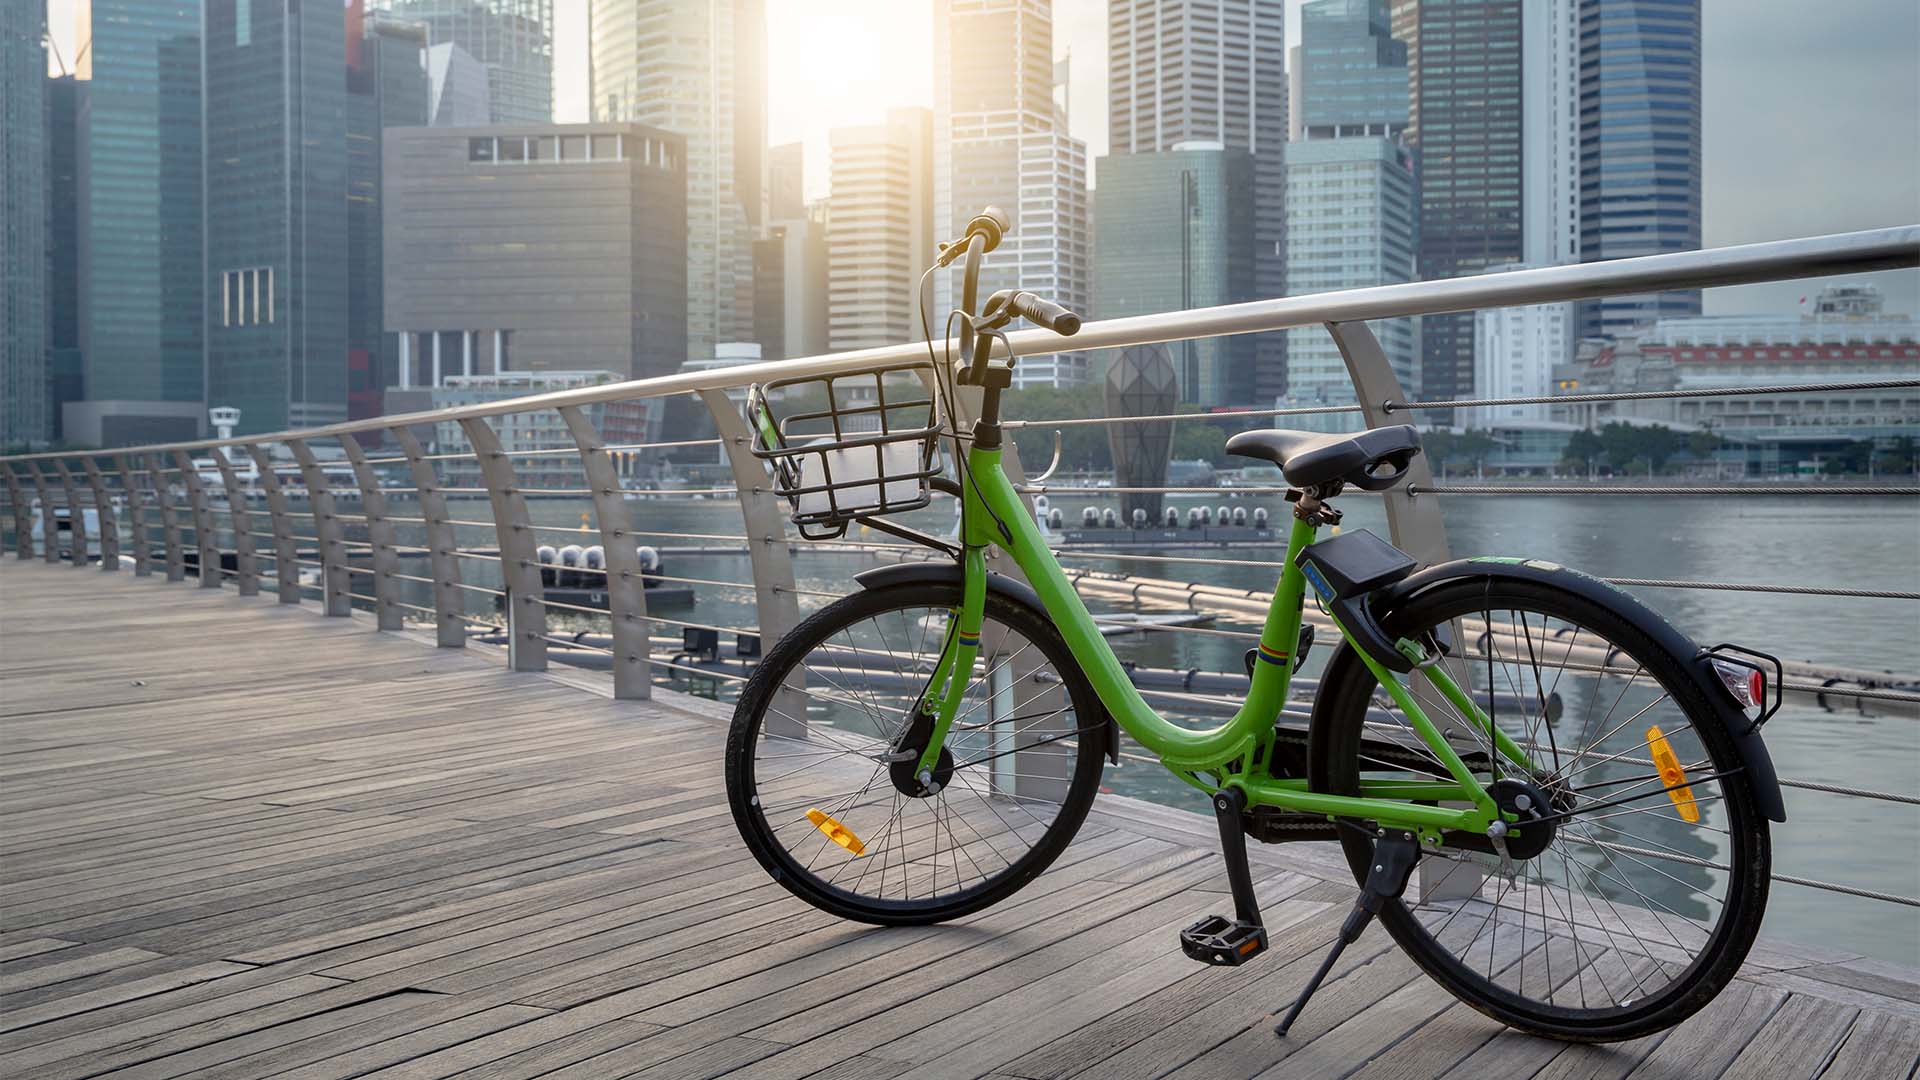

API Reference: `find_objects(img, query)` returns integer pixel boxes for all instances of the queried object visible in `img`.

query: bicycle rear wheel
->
[726,581,1107,925]
[1309,575,1770,1041]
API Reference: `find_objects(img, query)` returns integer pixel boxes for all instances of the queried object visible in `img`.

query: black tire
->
[726,582,1106,925]
[1309,575,1770,1042]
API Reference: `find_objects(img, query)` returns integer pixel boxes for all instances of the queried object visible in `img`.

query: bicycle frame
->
[913,440,1538,841]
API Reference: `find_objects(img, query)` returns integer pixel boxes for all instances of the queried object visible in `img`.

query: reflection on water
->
[181,489,1919,963]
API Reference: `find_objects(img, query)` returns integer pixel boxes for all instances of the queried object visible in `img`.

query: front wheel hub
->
[888,712,955,797]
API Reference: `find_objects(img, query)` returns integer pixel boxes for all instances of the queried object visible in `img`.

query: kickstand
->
[1275,828,1420,1037]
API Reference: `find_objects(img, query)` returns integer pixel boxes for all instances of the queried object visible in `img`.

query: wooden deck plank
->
[3,560,1915,1080]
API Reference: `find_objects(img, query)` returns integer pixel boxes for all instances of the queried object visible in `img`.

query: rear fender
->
[1371,558,1787,823]
[854,562,1120,765]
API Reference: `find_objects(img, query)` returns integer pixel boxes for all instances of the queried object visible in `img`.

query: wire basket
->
[746,362,944,540]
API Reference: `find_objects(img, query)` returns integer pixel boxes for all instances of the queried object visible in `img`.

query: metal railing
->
[3,224,1917,919]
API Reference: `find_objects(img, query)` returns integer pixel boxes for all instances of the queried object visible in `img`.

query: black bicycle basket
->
[745,362,943,540]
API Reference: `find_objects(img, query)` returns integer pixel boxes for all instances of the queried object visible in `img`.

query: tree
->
[1561,428,1605,472]
[1598,422,1679,473]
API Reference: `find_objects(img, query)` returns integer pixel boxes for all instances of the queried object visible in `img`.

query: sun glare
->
[765,0,935,198]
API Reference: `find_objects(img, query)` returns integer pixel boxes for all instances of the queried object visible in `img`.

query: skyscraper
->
[204,0,352,433]
[1396,0,1524,410]
[347,11,432,420]
[827,109,934,352]
[371,0,553,123]
[590,0,766,364]
[1093,147,1256,408]
[1578,0,1702,338]
[426,42,491,126]
[934,0,1090,388]
[1108,0,1287,405]
[1,1,48,448]
[1285,0,1417,425]
[63,0,207,447]
[46,76,83,440]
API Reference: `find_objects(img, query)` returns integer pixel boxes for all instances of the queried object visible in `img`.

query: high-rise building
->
[1093,146,1256,408]
[1577,0,1702,338]
[2,2,48,448]
[426,42,490,126]
[370,0,553,123]
[204,0,352,434]
[767,140,805,220]
[1109,0,1287,405]
[1284,0,1417,427]
[347,11,432,421]
[590,0,766,365]
[827,108,934,353]
[934,0,1090,388]
[46,76,83,440]
[1474,0,1580,421]
[1395,0,1524,411]
[382,124,688,394]
[753,207,828,361]
[63,0,207,447]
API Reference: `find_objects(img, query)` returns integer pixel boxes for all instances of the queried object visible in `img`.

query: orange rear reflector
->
[806,808,866,856]
[1646,725,1699,823]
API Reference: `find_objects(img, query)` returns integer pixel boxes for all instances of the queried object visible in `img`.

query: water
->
[197,490,1920,962]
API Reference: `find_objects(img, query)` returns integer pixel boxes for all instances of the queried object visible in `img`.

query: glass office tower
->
[2,1,48,447]
[371,0,553,123]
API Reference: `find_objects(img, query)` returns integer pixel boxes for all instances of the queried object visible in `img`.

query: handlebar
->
[1005,292,1080,336]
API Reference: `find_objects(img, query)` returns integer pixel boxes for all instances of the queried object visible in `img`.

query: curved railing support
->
[173,449,222,589]
[560,406,650,699]
[147,454,186,581]
[4,465,31,559]
[79,457,120,572]
[287,439,351,616]
[246,444,301,603]
[31,463,57,564]
[115,455,152,576]
[206,451,258,597]
[54,462,89,569]
[391,427,466,647]
[459,417,547,671]
[340,434,403,630]
[1326,321,1452,567]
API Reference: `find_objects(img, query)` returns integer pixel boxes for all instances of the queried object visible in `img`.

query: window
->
[499,137,527,162]
[591,133,619,160]
[468,137,494,162]
[560,134,586,160]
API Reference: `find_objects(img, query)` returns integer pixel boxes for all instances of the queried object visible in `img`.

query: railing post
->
[1325,321,1452,567]
[115,455,152,576]
[206,450,258,597]
[559,405,650,699]
[391,427,466,647]
[340,433,403,630]
[3,465,30,559]
[54,461,90,568]
[287,439,351,616]
[147,454,186,581]
[458,416,547,671]
[31,463,58,564]
[79,457,121,571]
[246,444,301,603]
[173,449,222,589]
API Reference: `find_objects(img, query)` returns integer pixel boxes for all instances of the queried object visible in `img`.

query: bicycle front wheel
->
[1309,574,1770,1041]
[726,581,1107,925]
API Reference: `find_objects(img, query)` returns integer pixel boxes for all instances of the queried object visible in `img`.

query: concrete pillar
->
[398,332,411,390]
[462,331,473,377]
[431,331,442,386]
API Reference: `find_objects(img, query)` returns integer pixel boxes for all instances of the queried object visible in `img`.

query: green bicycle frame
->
[914,441,1539,839]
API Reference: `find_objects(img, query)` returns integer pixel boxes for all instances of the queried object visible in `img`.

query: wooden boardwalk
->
[2,561,1916,1080]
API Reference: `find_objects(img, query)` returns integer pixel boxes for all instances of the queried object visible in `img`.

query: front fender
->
[1375,558,1786,823]
[854,562,1120,765]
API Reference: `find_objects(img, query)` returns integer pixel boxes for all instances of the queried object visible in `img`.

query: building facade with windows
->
[935,0,1089,387]
[1093,145,1255,408]
[431,371,655,488]
[1109,0,1288,406]
[827,109,934,353]
[589,0,766,366]
[1576,0,1702,338]
[204,0,353,434]
[2,0,47,447]
[381,124,688,400]
[371,0,552,123]
[60,0,207,446]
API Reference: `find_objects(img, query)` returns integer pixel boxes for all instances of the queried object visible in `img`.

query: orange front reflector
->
[806,808,866,856]
[1646,725,1699,823]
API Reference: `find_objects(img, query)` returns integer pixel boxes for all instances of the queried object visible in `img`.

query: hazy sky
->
[44,0,1919,314]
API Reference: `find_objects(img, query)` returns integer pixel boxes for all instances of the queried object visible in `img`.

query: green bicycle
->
[725,207,1785,1042]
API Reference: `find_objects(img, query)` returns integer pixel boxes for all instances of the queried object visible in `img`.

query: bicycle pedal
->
[1181,915,1268,966]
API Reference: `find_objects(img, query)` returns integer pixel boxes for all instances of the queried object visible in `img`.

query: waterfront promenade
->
[3,560,1917,1079]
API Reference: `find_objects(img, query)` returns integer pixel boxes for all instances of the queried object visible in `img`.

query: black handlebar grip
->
[1011,292,1081,336]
